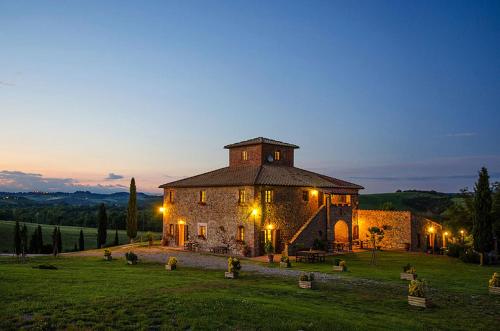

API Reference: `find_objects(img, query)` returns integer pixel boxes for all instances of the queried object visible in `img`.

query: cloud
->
[105,173,124,180]
[0,170,127,193]
[0,81,15,87]
[445,132,477,137]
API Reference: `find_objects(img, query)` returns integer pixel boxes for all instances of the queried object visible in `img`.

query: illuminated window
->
[331,194,351,206]
[302,191,309,202]
[238,189,246,204]
[168,190,174,203]
[198,223,207,239]
[274,151,281,161]
[169,224,174,235]
[237,226,245,241]
[265,190,273,203]
[199,190,207,204]
[242,150,248,161]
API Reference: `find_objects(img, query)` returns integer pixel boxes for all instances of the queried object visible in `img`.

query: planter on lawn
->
[165,265,176,271]
[104,256,112,261]
[225,272,238,279]
[489,286,500,295]
[400,272,417,281]
[408,296,431,308]
[127,260,137,265]
[280,262,291,268]
[298,280,313,289]
[333,266,345,272]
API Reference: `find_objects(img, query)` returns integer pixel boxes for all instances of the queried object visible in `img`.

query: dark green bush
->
[459,248,480,264]
[446,243,465,258]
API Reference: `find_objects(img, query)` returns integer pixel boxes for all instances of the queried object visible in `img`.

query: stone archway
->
[334,220,349,242]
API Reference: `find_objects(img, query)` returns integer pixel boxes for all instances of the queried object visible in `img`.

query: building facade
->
[160,137,363,256]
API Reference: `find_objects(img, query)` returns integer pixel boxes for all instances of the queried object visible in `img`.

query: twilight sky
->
[1,1,499,194]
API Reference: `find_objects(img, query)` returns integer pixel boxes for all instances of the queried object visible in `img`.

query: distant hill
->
[359,190,459,219]
[0,191,161,207]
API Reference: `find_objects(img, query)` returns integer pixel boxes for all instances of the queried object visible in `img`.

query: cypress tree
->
[79,229,85,251]
[472,167,494,265]
[57,227,62,253]
[97,203,108,249]
[126,178,138,243]
[114,228,119,246]
[37,225,43,253]
[29,229,38,254]
[20,224,28,256]
[14,221,21,256]
[52,227,59,256]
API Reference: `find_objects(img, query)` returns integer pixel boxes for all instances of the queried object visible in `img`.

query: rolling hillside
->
[0,220,161,254]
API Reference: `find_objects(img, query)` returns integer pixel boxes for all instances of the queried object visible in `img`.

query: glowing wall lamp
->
[159,207,165,213]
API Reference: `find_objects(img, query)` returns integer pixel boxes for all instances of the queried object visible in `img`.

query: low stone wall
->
[357,210,412,250]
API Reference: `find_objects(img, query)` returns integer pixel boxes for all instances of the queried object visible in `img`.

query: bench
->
[210,246,229,254]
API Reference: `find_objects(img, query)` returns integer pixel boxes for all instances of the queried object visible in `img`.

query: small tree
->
[126,178,138,243]
[79,229,85,251]
[114,228,119,246]
[20,224,28,260]
[52,227,59,256]
[57,227,62,253]
[29,228,38,254]
[14,221,21,257]
[37,225,43,254]
[367,226,385,265]
[97,203,108,249]
[472,167,494,265]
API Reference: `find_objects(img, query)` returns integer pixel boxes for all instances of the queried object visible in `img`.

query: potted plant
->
[103,249,112,261]
[264,241,274,263]
[488,272,500,295]
[333,258,346,271]
[165,257,177,271]
[298,273,315,289]
[280,255,291,268]
[408,279,431,308]
[400,263,417,280]
[225,257,241,279]
[125,251,138,265]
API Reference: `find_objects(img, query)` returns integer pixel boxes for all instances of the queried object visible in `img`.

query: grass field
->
[0,252,499,330]
[0,220,161,253]
[264,251,500,296]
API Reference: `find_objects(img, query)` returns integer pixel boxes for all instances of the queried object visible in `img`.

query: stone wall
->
[162,185,323,256]
[411,216,443,252]
[287,205,327,254]
[357,210,412,250]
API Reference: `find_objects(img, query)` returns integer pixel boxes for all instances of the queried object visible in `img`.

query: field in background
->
[0,220,161,253]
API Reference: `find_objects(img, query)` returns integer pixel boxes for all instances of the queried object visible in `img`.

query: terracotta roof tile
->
[224,137,299,149]
[159,165,363,190]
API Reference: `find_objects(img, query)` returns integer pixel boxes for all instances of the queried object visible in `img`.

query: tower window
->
[302,191,309,202]
[274,151,281,161]
[242,150,248,161]
[168,190,174,203]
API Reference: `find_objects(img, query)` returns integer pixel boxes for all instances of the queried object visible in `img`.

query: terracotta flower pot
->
[408,296,431,308]
[299,280,313,289]
[225,272,238,279]
[489,286,500,295]
[165,264,176,271]
[267,254,274,263]
[400,272,417,280]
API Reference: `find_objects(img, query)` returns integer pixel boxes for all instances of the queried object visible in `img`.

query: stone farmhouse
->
[160,137,443,256]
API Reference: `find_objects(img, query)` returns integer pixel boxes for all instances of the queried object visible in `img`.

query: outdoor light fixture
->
[311,189,318,196]
[428,226,434,233]
[444,232,449,236]
[266,224,274,230]
[460,230,464,234]
[159,207,165,213]
[179,220,185,225]
[252,208,258,216]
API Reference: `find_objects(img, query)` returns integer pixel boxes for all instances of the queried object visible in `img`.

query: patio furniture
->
[295,250,326,263]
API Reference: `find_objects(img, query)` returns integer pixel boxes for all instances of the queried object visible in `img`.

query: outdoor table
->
[296,250,326,263]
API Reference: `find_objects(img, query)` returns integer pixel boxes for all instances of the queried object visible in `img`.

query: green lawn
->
[270,251,500,296]
[0,220,161,253]
[0,254,498,330]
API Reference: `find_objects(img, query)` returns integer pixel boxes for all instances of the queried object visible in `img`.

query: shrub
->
[459,247,480,264]
[408,279,427,298]
[227,257,241,273]
[280,255,290,263]
[489,272,500,288]
[299,273,314,282]
[104,249,112,257]
[125,251,138,263]
[264,241,274,254]
[446,243,466,258]
[403,263,416,274]
[33,264,57,270]
[167,257,177,267]
[339,260,346,268]
[333,258,341,266]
